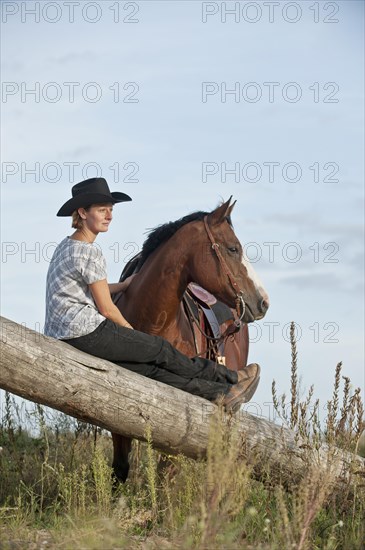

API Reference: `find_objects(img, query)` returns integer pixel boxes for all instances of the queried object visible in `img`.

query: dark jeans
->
[63,319,238,401]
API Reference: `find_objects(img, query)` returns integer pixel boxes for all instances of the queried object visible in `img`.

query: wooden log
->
[0,316,364,486]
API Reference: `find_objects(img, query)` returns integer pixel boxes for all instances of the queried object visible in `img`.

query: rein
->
[203,215,246,326]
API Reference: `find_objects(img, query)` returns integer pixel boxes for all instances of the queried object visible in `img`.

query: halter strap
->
[203,215,246,323]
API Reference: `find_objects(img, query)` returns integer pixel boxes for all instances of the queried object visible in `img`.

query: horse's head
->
[189,197,269,323]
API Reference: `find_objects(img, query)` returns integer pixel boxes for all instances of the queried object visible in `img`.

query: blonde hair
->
[71,206,91,229]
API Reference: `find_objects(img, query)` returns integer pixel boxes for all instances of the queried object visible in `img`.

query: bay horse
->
[112,197,269,482]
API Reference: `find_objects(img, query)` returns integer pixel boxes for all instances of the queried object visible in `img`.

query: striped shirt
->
[44,237,107,339]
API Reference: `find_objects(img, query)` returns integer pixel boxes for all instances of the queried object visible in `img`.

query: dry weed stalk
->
[290,321,299,429]
[296,465,337,550]
[326,365,364,453]
[326,362,342,445]
[199,409,251,547]
[273,324,364,457]
[271,322,365,549]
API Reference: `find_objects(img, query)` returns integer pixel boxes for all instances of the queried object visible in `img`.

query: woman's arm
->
[89,279,133,329]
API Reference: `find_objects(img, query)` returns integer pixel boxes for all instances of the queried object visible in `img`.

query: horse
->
[111,197,269,482]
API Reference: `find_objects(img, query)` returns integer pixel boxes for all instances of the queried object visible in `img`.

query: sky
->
[1,0,364,426]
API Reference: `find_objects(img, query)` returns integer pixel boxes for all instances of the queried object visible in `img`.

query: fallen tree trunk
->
[1,316,364,486]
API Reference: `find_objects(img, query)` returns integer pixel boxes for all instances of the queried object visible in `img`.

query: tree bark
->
[0,316,363,486]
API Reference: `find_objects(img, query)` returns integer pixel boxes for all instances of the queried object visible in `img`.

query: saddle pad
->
[188,283,235,325]
[210,300,235,325]
[185,285,235,326]
[200,303,224,355]
[183,292,224,356]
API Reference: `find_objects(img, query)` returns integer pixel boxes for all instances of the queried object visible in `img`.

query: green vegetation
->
[0,324,364,549]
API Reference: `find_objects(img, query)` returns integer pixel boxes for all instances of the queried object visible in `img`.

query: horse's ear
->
[207,196,236,225]
[227,199,237,218]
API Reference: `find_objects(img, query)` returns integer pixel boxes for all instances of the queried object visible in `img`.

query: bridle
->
[203,215,246,326]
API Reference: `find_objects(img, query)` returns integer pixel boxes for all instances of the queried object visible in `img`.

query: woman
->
[44,178,260,412]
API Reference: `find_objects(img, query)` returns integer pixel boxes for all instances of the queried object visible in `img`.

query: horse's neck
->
[120,239,190,335]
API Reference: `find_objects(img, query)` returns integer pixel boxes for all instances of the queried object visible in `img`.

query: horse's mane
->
[137,211,207,269]
[136,207,233,270]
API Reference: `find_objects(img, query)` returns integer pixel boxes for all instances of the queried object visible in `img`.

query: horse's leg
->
[111,432,132,483]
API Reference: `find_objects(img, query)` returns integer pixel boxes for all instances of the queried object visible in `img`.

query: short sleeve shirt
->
[44,237,107,339]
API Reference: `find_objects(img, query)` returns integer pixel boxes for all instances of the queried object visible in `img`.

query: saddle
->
[119,253,249,371]
[183,283,232,356]
[183,282,248,368]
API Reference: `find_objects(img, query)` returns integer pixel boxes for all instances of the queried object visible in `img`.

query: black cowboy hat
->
[57,177,132,216]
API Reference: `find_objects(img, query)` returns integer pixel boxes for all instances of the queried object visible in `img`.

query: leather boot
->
[223,363,261,412]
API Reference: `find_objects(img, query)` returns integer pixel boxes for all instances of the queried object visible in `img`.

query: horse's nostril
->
[261,299,269,313]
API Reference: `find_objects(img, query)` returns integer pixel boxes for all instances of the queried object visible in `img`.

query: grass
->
[0,322,364,549]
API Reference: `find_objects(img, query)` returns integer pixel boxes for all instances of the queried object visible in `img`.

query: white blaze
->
[241,250,268,300]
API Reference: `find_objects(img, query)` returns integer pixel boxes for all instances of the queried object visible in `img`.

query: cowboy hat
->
[57,178,132,216]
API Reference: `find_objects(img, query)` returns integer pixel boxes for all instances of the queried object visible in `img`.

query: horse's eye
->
[228,246,238,254]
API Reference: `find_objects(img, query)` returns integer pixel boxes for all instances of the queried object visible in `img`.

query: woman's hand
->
[109,273,137,295]
[89,279,134,329]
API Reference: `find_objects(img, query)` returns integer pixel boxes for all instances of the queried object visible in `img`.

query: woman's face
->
[79,203,113,234]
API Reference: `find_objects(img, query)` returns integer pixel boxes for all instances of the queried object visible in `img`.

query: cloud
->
[279,272,343,290]
[267,212,363,239]
[48,51,96,65]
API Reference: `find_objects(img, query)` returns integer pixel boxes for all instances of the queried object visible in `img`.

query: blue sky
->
[1,0,364,423]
